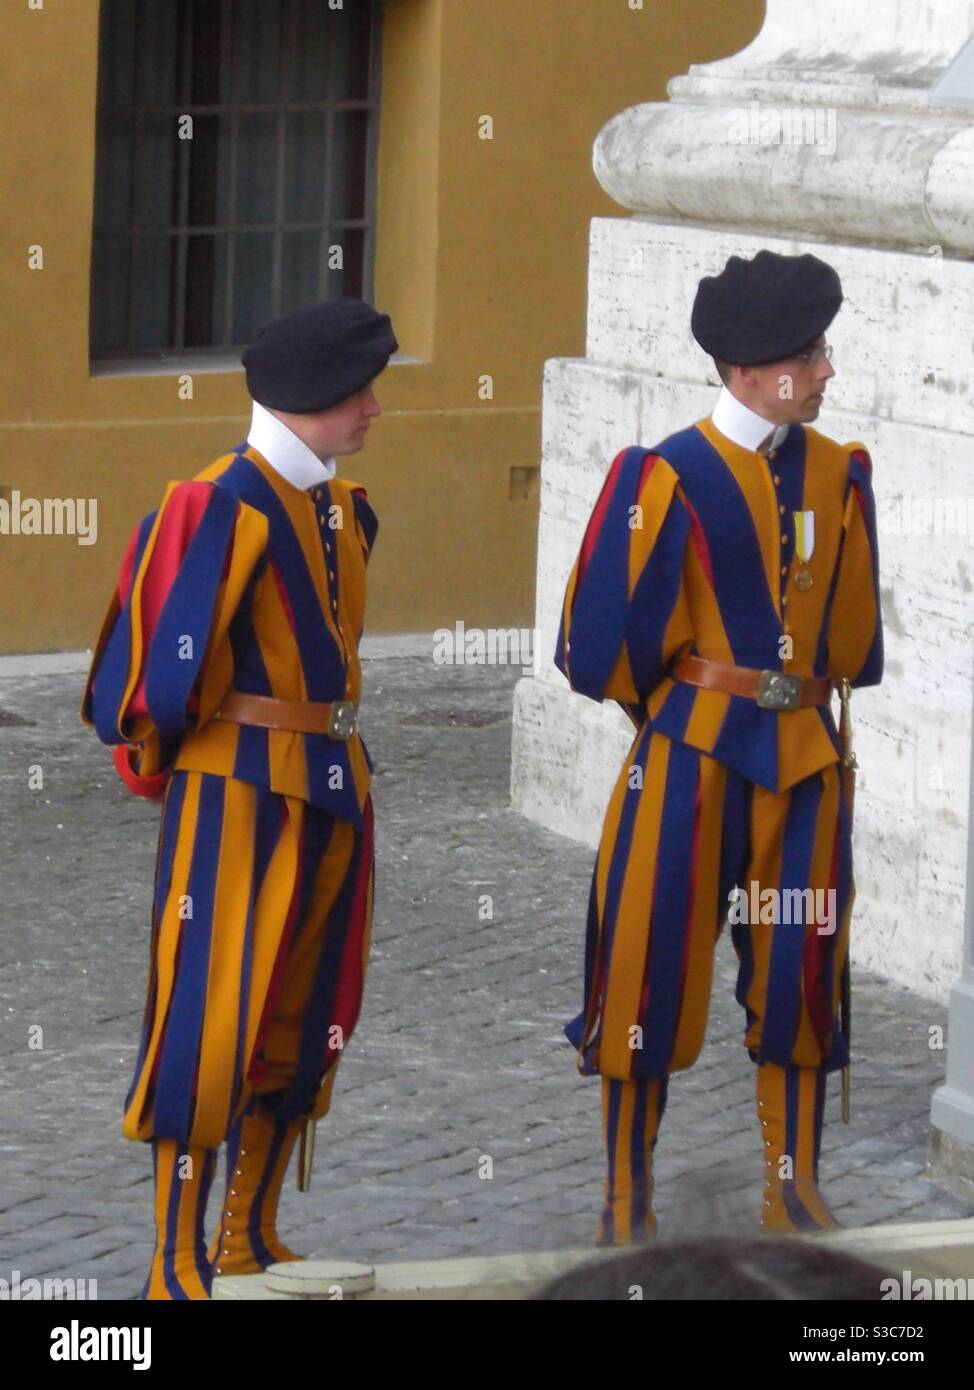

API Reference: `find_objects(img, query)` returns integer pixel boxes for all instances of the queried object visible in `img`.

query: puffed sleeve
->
[554,446,694,705]
[826,445,883,688]
[80,479,269,796]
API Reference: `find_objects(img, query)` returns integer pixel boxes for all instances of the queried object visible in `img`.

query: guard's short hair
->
[713,357,734,386]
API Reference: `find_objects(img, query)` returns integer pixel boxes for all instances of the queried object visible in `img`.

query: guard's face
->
[291,382,383,458]
[741,334,836,425]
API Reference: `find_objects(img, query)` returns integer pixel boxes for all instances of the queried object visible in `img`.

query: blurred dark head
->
[534,1236,885,1301]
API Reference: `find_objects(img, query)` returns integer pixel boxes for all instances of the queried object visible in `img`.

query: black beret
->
[242,297,398,412]
[691,251,842,366]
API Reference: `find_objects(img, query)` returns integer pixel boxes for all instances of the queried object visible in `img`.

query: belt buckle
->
[757,670,803,710]
[328,700,358,739]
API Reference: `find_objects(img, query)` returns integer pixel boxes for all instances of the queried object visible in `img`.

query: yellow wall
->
[0,0,764,653]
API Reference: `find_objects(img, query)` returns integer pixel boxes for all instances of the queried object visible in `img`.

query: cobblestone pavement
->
[1,651,971,1299]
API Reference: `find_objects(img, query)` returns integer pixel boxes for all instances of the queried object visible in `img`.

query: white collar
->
[711,386,790,456]
[246,400,336,491]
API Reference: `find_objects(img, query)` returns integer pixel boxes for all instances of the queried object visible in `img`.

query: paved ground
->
[0,651,971,1300]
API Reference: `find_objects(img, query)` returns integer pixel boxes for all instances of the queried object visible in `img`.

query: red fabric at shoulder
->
[127,482,217,720]
[117,524,143,607]
[578,448,641,578]
[849,445,873,479]
[119,481,215,609]
[636,451,658,496]
[349,483,379,556]
[138,481,215,645]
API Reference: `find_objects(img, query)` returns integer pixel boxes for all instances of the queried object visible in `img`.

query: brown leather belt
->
[672,655,832,710]
[211,691,359,739]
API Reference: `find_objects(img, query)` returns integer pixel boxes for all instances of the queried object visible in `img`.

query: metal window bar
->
[318,0,338,296]
[172,0,194,352]
[105,100,377,115]
[361,7,383,306]
[91,0,382,360]
[109,220,371,235]
[221,0,237,346]
[269,1,287,325]
[124,1,143,355]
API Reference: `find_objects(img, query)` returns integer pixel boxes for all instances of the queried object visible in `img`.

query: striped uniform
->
[82,444,377,1149]
[555,418,883,1083]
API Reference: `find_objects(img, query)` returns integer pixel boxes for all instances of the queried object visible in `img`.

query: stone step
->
[213,1220,974,1300]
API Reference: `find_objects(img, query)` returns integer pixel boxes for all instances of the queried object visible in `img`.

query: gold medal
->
[792,510,815,591]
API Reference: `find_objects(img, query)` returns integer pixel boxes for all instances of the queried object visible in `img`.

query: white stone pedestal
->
[511,0,974,1177]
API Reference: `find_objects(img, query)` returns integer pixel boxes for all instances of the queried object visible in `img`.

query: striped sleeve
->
[349,485,379,563]
[80,480,268,794]
[827,444,883,688]
[554,446,693,703]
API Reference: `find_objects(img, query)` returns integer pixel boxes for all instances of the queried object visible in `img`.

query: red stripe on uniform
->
[683,494,715,588]
[325,797,375,1059]
[803,799,841,1048]
[127,483,214,719]
[577,450,630,587]
[269,557,297,636]
[117,527,142,606]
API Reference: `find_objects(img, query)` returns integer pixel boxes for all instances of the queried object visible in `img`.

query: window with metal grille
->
[90,0,382,362]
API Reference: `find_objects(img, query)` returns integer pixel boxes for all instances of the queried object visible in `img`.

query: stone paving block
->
[4,1215,110,1250]
[0,1186,52,1214]
[19,1229,136,1263]
[0,1201,65,1239]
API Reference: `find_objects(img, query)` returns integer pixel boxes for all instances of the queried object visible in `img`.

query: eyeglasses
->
[792,342,833,365]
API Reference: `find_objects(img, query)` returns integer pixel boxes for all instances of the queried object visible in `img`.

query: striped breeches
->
[568,728,853,1079]
[123,771,374,1148]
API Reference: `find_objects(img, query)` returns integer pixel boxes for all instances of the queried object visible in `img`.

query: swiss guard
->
[81,298,397,1298]
[555,250,883,1245]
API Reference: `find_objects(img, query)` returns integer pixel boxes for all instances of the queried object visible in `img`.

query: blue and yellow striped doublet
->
[82,444,378,1147]
[83,445,377,826]
[556,419,883,1081]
